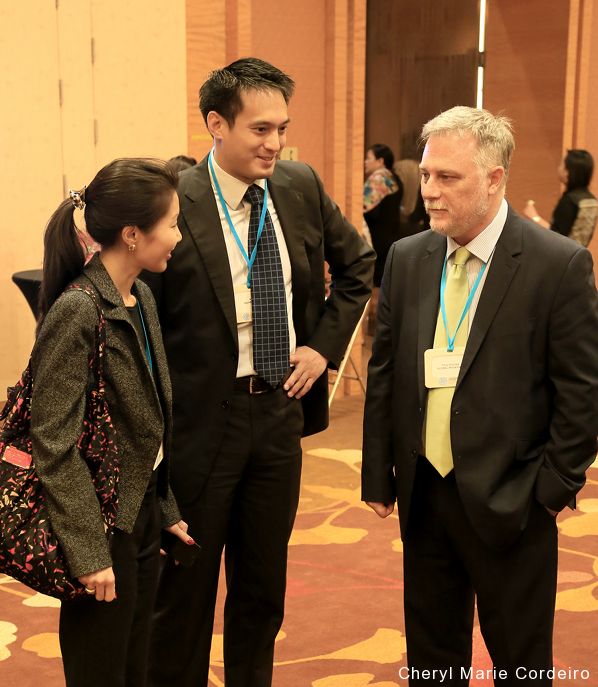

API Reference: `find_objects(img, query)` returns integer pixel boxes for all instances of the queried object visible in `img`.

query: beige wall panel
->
[0,2,64,394]
[330,0,349,213]
[484,0,569,216]
[225,0,252,63]
[563,0,580,151]
[349,0,367,231]
[91,0,188,165]
[57,0,97,190]
[186,0,226,161]
[579,1,598,169]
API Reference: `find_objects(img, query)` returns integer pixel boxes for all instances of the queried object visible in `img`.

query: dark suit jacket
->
[362,206,598,550]
[31,256,180,578]
[145,157,375,507]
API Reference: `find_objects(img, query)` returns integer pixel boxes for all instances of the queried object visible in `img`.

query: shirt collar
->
[209,153,266,211]
[446,198,508,263]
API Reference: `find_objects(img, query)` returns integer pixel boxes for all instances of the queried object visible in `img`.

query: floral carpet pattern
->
[1,395,597,686]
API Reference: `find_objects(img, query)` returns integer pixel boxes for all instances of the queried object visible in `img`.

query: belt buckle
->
[249,376,269,395]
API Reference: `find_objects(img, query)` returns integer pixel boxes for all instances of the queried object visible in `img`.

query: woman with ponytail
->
[30,158,189,686]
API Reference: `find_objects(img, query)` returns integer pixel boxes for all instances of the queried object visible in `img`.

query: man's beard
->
[426,195,490,239]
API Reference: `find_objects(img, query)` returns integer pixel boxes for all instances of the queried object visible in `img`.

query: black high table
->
[12,269,43,320]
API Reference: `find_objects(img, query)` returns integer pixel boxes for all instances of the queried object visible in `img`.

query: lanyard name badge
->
[208,151,269,324]
[424,254,487,389]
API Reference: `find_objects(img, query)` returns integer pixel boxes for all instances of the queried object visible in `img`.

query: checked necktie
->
[424,247,472,477]
[244,183,290,387]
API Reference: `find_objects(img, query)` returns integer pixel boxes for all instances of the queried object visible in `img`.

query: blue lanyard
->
[136,302,153,374]
[208,150,268,288]
[440,254,487,352]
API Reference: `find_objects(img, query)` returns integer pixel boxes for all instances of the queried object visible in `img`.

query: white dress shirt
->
[444,198,508,331]
[208,155,296,378]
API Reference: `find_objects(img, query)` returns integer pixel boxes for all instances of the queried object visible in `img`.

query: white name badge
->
[234,285,252,324]
[424,347,465,388]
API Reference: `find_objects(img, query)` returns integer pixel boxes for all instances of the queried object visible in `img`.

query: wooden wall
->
[485,0,598,279]
[564,0,598,275]
[185,0,366,230]
[2,0,597,395]
[484,0,569,217]
[365,0,479,160]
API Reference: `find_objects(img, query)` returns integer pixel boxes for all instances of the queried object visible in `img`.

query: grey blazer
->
[30,255,180,578]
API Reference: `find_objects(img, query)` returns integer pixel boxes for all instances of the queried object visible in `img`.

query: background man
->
[362,106,598,685]
[148,58,374,687]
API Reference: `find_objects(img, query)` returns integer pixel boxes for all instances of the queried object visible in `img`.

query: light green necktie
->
[425,247,472,476]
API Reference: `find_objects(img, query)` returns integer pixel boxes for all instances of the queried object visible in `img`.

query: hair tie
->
[69,186,87,211]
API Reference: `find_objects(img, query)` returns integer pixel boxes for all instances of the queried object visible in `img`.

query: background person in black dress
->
[524,148,597,246]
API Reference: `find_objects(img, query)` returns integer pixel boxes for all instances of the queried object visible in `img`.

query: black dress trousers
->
[403,458,558,687]
[149,386,303,687]
[60,474,161,687]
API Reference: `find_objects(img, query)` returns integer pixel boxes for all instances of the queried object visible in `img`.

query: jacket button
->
[453,409,460,415]
[221,400,229,409]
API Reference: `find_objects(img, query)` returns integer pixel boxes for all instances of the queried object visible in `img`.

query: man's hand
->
[366,501,395,518]
[284,346,328,399]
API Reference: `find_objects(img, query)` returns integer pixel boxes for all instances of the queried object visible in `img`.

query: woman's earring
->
[128,244,136,253]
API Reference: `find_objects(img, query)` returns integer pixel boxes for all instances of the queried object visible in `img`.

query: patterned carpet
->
[1,394,597,686]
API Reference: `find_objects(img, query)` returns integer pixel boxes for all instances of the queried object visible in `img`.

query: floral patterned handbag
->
[0,284,119,600]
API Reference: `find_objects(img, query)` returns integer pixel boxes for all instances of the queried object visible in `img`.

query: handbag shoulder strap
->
[66,284,107,389]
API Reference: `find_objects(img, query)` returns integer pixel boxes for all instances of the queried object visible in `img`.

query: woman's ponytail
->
[37,198,85,330]
[36,158,178,331]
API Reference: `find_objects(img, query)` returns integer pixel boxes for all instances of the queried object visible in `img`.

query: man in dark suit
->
[147,58,374,687]
[362,106,598,685]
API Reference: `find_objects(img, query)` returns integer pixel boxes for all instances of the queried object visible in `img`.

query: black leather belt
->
[234,375,276,395]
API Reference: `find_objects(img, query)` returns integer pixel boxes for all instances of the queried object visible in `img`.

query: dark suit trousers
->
[60,474,161,687]
[403,458,557,687]
[149,387,303,687]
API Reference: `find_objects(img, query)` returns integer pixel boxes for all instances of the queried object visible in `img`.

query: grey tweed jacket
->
[30,255,181,578]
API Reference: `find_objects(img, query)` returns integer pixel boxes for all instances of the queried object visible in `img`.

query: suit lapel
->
[417,233,446,404]
[182,159,238,346]
[457,214,522,387]
[268,166,311,334]
[180,160,312,344]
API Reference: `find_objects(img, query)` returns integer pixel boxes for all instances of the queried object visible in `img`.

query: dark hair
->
[199,57,295,127]
[564,149,594,191]
[369,143,395,171]
[168,154,197,174]
[38,158,178,326]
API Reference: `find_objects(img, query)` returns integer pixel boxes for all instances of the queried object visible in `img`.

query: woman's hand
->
[163,519,194,545]
[78,566,116,602]
[161,520,195,566]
